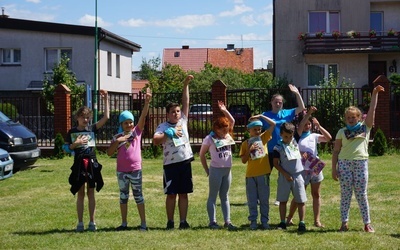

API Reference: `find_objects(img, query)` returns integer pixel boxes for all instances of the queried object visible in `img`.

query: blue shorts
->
[163,160,193,195]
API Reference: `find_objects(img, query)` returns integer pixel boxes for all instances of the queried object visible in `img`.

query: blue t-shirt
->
[261,108,296,153]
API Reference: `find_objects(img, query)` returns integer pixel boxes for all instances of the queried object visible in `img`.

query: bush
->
[0,103,19,120]
[371,128,387,156]
[54,133,65,159]
[142,143,162,159]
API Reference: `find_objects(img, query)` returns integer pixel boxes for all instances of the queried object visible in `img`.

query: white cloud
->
[119,18,146,27]
[3,4,54,21]
[119,14,215,29]
[240,14,257,26]
[219,4,252,17]
[79,14,112,27]
[26,0,41,3]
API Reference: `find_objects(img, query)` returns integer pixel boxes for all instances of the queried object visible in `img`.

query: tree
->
[42,55,85,113]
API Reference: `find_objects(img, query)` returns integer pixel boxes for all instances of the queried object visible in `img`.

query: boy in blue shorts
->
[153,75,194,230]
[272,122,307,232]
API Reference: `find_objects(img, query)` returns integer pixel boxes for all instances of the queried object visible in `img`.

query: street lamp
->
[93,0,98,122]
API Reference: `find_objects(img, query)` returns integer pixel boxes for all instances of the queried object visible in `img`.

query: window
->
[116,54,120,78]
[107,51,112,76]
[2,49,21,64]
[174,51,180,57]
[45,48,72,71]
[370,12,383,35]
[309,11,340,34]
[308,64,338,86]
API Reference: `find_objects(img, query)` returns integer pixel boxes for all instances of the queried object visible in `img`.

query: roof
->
[0,17,141,52]
[163,48,208,72]
[162,45,254,73]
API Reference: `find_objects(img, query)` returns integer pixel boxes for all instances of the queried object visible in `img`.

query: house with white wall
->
[0,17,141,94]
[273,0,400,89]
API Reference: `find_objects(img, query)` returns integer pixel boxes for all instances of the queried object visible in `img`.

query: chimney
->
[1,7,9,18]
[182,45,189,49]
[225,44,235,51]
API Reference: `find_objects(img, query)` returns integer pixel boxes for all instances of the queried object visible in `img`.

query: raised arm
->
[365,85,384,128]
[289,84,306,115]
[218,100,235,128]
[297,107,314,135]
[250,114,276,133]
[137,88,152,131]
[95,89,110,129]
[313,117,332,142]
[181,75,194,118]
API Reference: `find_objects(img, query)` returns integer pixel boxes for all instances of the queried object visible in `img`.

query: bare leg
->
[297,202,305,222]
[166,194,177,221]
[137,203,146,225]
[120,203,128,225]
[76,185,85,223]
[311,182,323,226]
[286,198,296,225]
[87,187,96,223]
[279,201,287,221]
[178,193,189,221]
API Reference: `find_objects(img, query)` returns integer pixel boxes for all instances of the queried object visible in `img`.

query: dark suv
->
[0,111,40,170]
[229,104,252,125]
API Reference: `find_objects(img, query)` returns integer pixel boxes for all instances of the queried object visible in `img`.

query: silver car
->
[0,148,13,180]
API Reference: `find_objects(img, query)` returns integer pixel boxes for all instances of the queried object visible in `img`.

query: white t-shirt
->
[298,133,320,157]
[202,134,232,168]
[154,114,193,166]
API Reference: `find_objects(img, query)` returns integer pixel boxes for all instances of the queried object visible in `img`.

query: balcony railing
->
[302,35,400,54]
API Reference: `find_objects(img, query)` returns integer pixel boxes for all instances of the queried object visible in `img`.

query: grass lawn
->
[1,153,400,249]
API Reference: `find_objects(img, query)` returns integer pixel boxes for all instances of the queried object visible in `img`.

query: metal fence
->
[1,87,374,148]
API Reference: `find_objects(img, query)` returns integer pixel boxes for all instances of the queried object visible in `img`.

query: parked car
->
[189,104,213,121]
[0,111,40,170]
[229,104,252,125]
[0,148,13,180]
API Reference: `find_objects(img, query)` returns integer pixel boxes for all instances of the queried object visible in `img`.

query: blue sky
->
[1,0,273,71]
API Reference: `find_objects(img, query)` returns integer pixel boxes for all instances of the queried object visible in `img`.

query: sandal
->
[339,224,349,232]
[314,221,325,228]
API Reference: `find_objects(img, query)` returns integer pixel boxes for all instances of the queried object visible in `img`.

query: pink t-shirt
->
[202,134,232,168]
[112,126,142,172]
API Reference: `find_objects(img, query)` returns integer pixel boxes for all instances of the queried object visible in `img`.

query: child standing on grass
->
[153,75,194,230]
[240,115,275,230]
[286,106,332,228]
[65,89,109,232]
[332,85,384,233]
[107,89,151,231]
[273,122,307,232]
[199,101,237,230]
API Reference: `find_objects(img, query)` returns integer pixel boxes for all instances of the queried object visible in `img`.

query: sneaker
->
[262,223,270,230]
[249,220,258,230]
[209,222,221,229]
[139,225,148,231]
[116,225,128,231]
[224,222,237,231]
[88,222,97,232]
[364,224,375,233]
[277,222,287,230]
[274,200,280,206]
[298,222,306,232]
[179,221,190,230]
[166,220,174,230]
[76,223,84,232]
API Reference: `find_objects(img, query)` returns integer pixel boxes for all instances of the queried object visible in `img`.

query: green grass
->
[1,154,400,249]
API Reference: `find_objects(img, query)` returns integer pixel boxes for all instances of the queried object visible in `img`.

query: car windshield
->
[0,111,12,122]
[191,106,211,112]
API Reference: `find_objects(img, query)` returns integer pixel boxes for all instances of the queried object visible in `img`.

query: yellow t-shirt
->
[336,122,371,160]
[240,130,272,177]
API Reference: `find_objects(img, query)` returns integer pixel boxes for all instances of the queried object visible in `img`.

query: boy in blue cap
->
[240,115,275,230]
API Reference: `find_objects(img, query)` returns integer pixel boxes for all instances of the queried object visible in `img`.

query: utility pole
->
[93,0,98,122]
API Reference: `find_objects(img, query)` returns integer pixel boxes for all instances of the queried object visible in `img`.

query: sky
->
[1,0,273,71]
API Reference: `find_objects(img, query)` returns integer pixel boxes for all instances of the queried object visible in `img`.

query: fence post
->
[54,84,71,141]
[372,75,390,139]
[211,80,227,120]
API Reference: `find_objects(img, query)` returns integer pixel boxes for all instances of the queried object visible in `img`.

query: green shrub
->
[371,128,387,156]
[54,133,65,159]
[0,103,19,120]
[142,143,162,159]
